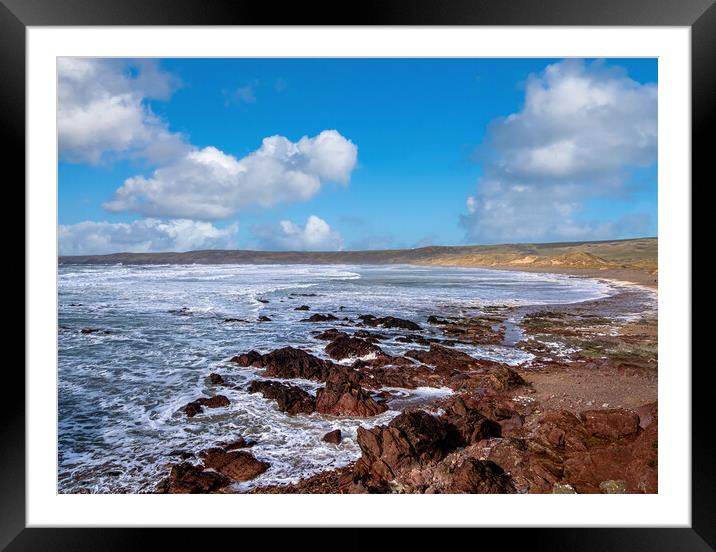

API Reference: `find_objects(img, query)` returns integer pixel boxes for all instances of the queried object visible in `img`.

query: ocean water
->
[58,263,615,493]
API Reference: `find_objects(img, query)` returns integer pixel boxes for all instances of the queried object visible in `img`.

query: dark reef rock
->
[295,305,311,311]
[207,373,226,385]
[183,395,230,417]
[314,328,349,341]
[302,313,338,322]
[80,328,110,335]
[247,380,316,415]
[358,315,421,331]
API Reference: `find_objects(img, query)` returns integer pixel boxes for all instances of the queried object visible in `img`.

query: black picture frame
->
[5,0,710,548]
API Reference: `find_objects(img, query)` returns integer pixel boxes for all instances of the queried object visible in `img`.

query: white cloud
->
[59,218,238,256]
[58,58,186,164]
[252,215,343,251]
[224,80,258,105]
[104,130,358,220]
[461,60,657,243]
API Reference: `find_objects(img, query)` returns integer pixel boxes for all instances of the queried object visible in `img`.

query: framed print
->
[6,0,712,547]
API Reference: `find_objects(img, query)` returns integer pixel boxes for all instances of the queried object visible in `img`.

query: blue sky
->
[58,58,657,254]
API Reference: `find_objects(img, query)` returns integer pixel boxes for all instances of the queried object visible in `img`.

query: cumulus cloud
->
[58,58,187,164]
[104,130,358,220]
[461,59,657,243]
[251,215,343,251]
[59,218,238,256]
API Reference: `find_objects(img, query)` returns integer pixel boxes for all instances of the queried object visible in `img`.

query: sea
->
[58,263,620,493]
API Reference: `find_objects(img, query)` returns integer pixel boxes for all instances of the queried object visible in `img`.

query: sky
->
[58,58,658,255]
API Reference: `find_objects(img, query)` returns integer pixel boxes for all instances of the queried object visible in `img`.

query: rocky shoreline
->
[154,280,657,495]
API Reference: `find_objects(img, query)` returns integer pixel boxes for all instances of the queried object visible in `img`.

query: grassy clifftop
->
[60,237,657,274]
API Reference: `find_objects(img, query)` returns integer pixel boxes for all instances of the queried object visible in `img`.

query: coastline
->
[59,262,658,495]
[415,263,658,290]
[248,273,658,494]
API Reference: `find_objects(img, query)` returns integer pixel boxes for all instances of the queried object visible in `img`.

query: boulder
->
[261,347,334,381]
[155,462,230,494]
[230,350,263,367]
[218,437,255,450]
[302,313,338,322]
[207,373,225,385]
[322,429,342,444]
[325,336,384,361]
[353,410,451,489]
[315,381,388,417]
[359,315,421,331]
[199,448,270,482]
[440,397,502,447]
[183,395,230,417]
[314,328,349,341]
[295,305,311,311]
[247,380,316,415]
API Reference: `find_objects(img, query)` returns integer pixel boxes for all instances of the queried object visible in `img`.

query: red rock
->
[208,373,225,385]
[440,396,502,447]
[219,437,254,450]
[352,410,451,490]
[155,462,230,493]
[316,381,388,417]
[442,459,516,494]
[580,409,640,441]
[202,395,230,408]
[325,336,384,361]
[230,350,263,367]
[261,347,334,381]
[184,402,203,417]
[322,429,342,444]
[199,448,270,482]
[183,395,230,417]
[247,380,316,415]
